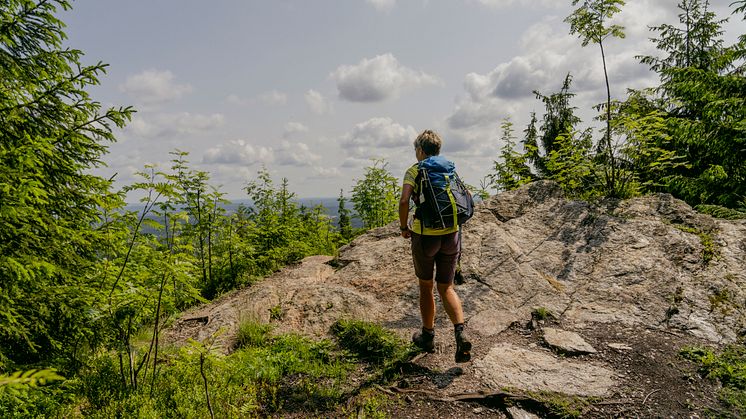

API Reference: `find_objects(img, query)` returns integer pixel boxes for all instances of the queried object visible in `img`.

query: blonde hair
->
[414,130,442,156]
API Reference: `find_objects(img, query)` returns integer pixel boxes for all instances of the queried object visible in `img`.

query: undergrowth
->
[681,345,746,416]
[0,319,414,418]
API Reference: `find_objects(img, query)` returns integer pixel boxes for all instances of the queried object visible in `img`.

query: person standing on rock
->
[398,129,472,363]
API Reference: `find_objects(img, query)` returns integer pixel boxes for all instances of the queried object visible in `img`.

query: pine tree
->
[630,0,746,207]
[351,159,399,229]
[337,189,353,240]
[0,0,133,364]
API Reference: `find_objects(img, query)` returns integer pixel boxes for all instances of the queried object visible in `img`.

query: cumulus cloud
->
[446,1,677,133]
[126,112,225,139]
[476,0,569,8]
[120,69,192,105]
[305,89,333,114]
[202,139,320,168]
[331,54,442,102]
[283,122,309,138]
[275,141,322,166]
[366,0,395,12]
[340,117,417,157]
[312,166,341,178]
[202,139,274,165]
[259,90,288,106]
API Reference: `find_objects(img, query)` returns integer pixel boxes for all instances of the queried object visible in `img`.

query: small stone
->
[608,343,633,351]
[543,328,597,355]
[473,407,484,413]
[506,406,540,419]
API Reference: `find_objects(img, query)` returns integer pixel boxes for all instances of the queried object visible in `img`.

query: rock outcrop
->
[164,181,746,409]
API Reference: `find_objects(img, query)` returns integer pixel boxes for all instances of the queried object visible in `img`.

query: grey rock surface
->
[474,343,616,397]
[506,406,541,419]
[164,181,746,399]
[543,328,597,355]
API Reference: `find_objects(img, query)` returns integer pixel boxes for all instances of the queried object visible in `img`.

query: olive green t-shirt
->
[403,163,458,236]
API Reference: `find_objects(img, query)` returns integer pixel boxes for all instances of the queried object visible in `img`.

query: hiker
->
[399,129,472,363]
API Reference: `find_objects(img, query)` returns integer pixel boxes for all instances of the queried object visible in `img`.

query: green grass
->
[0,319,415,418]
[331,319,415,366]
[524,390,595,419]
[235,319,273,349]
[681,345,746,415]
[532,307,554,321]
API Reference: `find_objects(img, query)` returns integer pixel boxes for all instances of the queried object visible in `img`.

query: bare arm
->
[399,184,413,238]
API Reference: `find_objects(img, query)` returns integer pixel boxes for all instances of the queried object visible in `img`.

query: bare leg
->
[418,279,436,329]
[436,282,464,325]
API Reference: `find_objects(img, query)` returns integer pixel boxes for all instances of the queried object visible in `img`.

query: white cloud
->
[226,94,248,106]
[259,90,288,106]
[126,112,225,139]
[202,139,320,168]
[340,117,417,157]
[331,54,442,102]
[312,166,341,178]
[366,0,396,12]
[305,89,333,114]
[446,1,676,134]
[202,139,274,165]
[120,69,192,105]
[283,122,309,138]
[275,141,322,166]
[471,0,562,9]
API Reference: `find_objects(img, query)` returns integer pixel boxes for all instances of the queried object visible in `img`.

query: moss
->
[670,224,719,265]
[525,391,595,419]
[708,288,733,315]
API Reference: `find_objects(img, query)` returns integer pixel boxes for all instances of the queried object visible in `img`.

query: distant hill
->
[124,197,363,231]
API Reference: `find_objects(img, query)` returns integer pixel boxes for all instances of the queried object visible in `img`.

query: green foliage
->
[681,345,746,415]
[630,0,746,208]
[235,319,273,349]
[0,0,134,365]
[566,0,626,197]
[491,120,535,192]
[531,307,554,321]
[351,159,399,229]
[670,223,718,265]
[533,392,590,419]
[69,332,354,418]
[0,369,64,390]
[491,75,603,200]
[545,130,600,200]
[240,168,338,281]
[337,189,354,242]
[695,204,746,220]
[331,319,414,367]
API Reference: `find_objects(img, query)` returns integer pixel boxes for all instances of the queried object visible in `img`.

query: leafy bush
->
[235,319,273,349]
[681,345,746,414]
[331,319,414,366]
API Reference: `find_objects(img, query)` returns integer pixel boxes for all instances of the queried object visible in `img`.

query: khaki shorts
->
[411,231,460,284]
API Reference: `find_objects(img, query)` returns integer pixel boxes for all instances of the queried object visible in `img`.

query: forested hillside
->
[1,0,745,417]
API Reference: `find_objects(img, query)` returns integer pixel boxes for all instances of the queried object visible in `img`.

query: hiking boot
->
[412,329,435,353]
[455,330,472,363]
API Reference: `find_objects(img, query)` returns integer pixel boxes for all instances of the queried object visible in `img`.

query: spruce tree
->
[0,0,133,364]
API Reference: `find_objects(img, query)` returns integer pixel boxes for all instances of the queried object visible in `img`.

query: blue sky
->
[60,0,739,198]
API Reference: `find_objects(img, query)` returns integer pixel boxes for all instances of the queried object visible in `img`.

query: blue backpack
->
[414,156,474,230]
